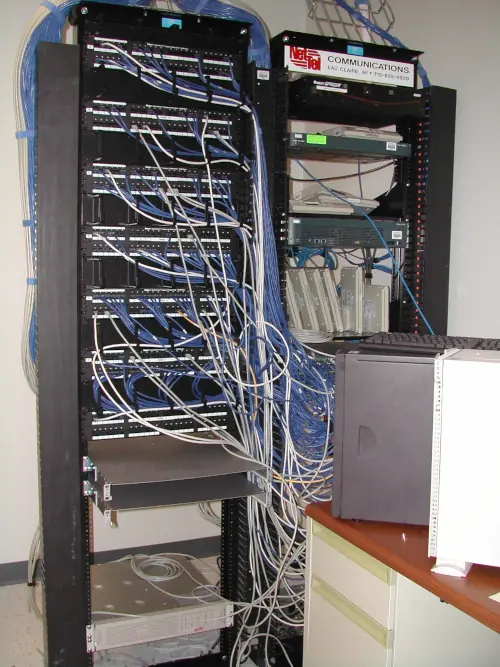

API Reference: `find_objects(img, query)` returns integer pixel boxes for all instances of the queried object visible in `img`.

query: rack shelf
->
[90,558,232,653]
[87,436,268,513]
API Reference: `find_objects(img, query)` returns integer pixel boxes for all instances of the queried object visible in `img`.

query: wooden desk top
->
[306,501,500,634]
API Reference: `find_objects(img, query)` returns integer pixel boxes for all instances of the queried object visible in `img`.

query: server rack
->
[36,4,277,666]
[257,29,457,665]
[271,31,456,337]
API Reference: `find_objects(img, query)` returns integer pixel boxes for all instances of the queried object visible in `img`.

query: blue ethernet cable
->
[18,0,153,372]
[173,0,270,68]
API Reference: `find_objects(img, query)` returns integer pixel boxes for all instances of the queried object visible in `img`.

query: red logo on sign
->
[289,46,321,71]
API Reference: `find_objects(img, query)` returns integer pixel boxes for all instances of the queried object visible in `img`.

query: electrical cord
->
[290,159,394,182]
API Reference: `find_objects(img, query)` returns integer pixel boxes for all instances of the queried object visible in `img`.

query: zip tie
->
[16,130,35,139]
[195,0,210,13]
[27,278,38,286]
[23,219,34,228]
[40,0,66,27]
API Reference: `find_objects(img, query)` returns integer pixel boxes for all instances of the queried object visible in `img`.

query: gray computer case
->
[333,351,435,525]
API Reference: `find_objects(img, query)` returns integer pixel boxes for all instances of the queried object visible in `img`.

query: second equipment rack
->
[271,29,456,336]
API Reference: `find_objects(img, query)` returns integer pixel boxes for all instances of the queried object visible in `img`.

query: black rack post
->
[419,86,456,335]
[395,85,456,335]
[37,42,92,666]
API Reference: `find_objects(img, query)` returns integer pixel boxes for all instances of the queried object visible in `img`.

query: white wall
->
[0,1,41,566]
[0,0,307,566]
[381,0,500,336]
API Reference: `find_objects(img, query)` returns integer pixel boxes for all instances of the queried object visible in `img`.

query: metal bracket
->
[82,480,99,500]
[248,469,272,508]
[103,483,112,501]
[86,623,95,653]
[82,456,95,473]
[104,509,118,528]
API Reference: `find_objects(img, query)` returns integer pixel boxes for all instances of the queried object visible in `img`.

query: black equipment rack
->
[271,30,456,337]
[36,4,280,666]
[257,30,457,666]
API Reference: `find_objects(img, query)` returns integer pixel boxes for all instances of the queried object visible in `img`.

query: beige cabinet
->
[304,518,500,667]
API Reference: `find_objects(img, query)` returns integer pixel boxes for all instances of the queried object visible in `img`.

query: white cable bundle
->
[197,502,221,527]
[290,329,334,344]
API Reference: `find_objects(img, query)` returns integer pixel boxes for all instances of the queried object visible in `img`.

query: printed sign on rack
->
[285,45,415,88]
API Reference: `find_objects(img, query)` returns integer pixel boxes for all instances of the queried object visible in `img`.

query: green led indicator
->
[306,134,327,145]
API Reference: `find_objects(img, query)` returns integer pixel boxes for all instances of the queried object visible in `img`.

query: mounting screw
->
[240,28,248,35]
[270,659,277,665]
[81,6,88,14]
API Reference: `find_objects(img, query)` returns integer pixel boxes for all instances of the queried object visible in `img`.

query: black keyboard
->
[359,332,500,356]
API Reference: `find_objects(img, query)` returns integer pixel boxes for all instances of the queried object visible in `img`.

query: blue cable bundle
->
[17,0,153,389]
[173,0,270,68]
[334,0,430,87]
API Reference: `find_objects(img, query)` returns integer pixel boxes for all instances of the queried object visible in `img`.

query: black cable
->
[290,160,394,183]
[357,158,364,198]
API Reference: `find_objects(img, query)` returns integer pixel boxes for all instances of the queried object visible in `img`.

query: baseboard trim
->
[0,536,220,587]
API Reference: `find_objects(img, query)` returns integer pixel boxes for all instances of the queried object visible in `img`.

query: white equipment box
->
[429,349,500,577]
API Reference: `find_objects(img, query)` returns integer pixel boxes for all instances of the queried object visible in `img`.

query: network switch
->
[288,131,411,159]
[287,216,408,249]
[287,76,426,127]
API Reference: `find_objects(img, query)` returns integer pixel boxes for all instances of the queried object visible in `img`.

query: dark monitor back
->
[333,352,435,525]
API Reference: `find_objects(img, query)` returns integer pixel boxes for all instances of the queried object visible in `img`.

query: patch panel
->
[83,101,243,165]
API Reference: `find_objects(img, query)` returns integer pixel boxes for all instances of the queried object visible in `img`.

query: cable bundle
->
[333,0,430,86]
[15,0,153,392]
[90,43,334,664]
[173,0,270,68]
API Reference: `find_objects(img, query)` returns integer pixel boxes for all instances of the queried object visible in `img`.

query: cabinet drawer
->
[310,520,396,629]
[304,576,393,667]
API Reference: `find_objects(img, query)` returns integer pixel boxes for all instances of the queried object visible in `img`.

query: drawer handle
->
[312,576,392,649]
[312,522,392,585]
